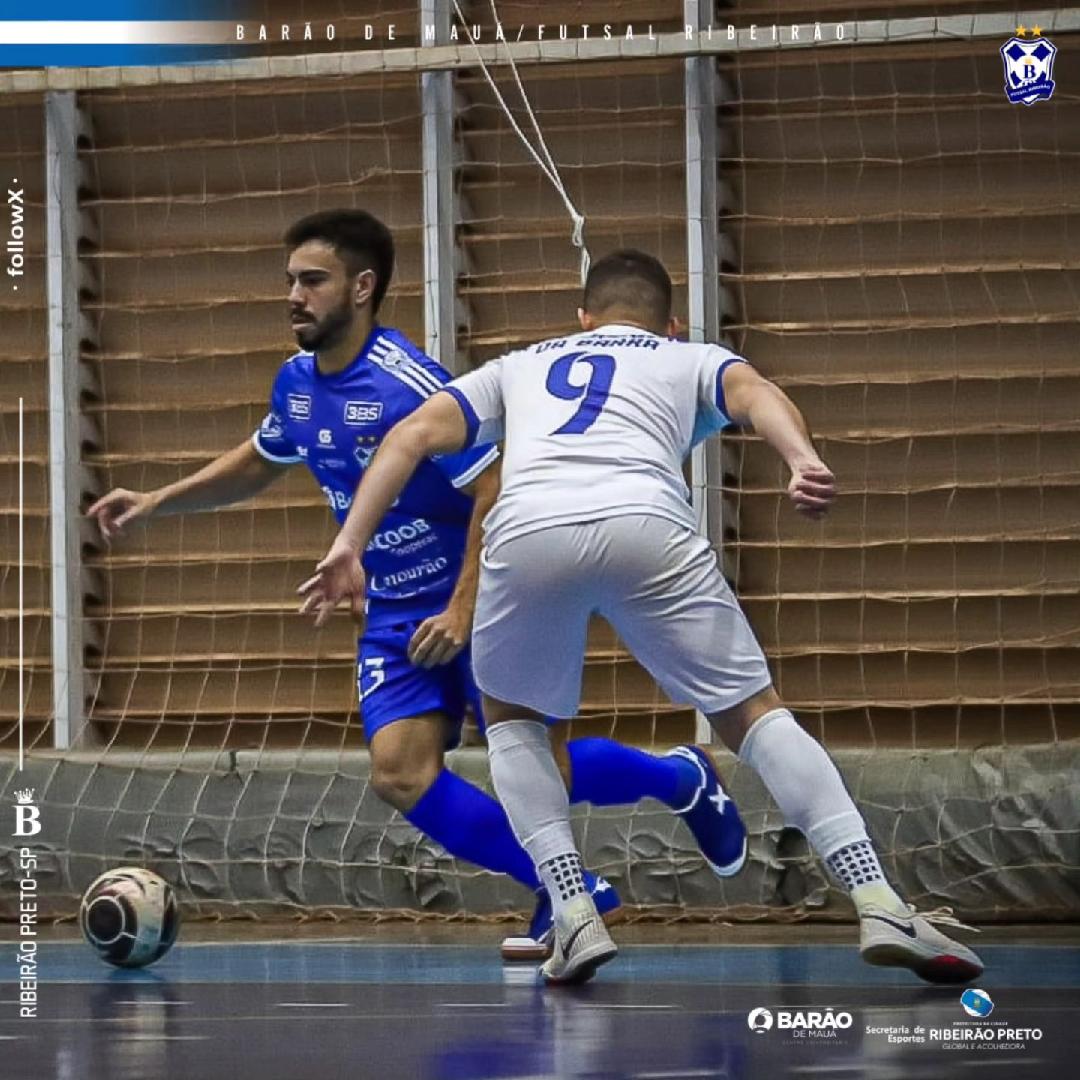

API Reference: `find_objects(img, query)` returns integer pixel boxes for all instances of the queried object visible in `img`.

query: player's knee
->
[708,686,782,754]
[370,751,441,811]
[482,695,545,726]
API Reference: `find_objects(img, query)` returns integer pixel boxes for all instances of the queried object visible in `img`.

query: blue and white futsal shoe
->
[501,872,621,962]
[666,745,748,878]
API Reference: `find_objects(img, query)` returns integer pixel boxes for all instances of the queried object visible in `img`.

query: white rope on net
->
[452,0,591,284]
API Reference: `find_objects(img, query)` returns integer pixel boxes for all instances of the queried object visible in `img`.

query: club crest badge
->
[355,435,379,469]
[1001,27,1057,105]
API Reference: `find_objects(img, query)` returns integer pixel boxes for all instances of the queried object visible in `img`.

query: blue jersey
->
[252,326,498,630]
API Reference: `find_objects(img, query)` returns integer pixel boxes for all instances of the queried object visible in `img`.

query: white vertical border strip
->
[685,0,720,744]
[18,397,24,771]
[45,90,85,749]
[421,0,459,372]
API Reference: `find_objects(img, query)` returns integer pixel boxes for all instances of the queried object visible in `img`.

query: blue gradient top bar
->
[0,0,251,67]
[7,0,244,19]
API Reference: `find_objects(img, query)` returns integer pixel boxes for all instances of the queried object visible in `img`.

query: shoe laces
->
[908,904,980,934]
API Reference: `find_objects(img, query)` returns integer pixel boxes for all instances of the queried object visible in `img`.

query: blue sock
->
[404,768,540,890]
[567,738,701,809]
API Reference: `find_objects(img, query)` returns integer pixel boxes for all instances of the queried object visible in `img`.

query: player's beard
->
[292,292,354,353]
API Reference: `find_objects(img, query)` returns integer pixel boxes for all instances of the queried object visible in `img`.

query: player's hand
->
[86,488,158,541]
[787,461,836,520]
[407,605,471,669]
[298,538,367,630]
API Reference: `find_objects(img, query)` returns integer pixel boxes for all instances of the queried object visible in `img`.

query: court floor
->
[3,926,1078,1079]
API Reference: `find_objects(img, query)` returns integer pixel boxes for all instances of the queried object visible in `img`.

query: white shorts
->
[472,514,773,718]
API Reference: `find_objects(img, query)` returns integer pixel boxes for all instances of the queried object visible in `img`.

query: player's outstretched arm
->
[299,392,470,628]
[721,362,836,520]
[408,459,500,668]
[86,439,290,541]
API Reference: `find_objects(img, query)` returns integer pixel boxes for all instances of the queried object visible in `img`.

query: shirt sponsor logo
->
[372,556,449,591]
[344,400,383,425]
[260,411,285,441]
[367,518,434,552]
[321,486,352,512]
[287,393,312,420]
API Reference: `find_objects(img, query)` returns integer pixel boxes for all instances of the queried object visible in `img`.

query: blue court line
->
[26,943,1080,988]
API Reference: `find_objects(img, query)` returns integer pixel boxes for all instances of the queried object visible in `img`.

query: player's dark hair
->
[582,249,672,327]
[284,209,395,313]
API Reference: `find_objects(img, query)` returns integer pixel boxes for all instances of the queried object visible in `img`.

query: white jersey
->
[444,324,747,552]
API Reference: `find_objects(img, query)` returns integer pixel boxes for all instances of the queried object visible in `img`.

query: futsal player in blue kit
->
[87,211,747,956]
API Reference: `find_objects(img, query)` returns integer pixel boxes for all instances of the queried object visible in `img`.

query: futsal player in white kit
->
[301,250,984,987]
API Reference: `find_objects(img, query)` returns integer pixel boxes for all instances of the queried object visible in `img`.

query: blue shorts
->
[357,620,484,748]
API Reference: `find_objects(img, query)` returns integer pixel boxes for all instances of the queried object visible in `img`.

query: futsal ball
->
[79,867,180,968]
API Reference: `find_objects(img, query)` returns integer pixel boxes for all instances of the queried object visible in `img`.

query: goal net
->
[1,3,1077,926]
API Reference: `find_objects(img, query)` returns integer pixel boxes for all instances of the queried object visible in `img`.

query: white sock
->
[738,708,905,915]
[486,719,587,921]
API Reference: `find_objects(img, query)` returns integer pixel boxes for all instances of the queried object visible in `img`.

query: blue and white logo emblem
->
[1001,30,1057,105]
[355,436,379,469]
[287,393,312,420]
[344,401,383,426]
[259,411,285,441]
[960,988,994,1018]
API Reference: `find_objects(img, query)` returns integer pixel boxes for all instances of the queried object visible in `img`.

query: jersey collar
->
[587,321,661,337]
[312,323,385,381]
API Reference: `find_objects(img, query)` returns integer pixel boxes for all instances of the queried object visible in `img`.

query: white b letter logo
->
[14,805,41,837]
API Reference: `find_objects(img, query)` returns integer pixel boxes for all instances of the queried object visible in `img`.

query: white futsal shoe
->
[859,903,984,984]
[540,894,618,986]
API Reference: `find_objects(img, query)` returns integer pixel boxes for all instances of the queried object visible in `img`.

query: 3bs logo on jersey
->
[344,401,383,426]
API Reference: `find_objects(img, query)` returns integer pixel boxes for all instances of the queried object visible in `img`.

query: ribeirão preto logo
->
[13,788,41,837]
[961,988,994,1018]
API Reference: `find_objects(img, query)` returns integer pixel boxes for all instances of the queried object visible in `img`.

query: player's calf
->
[715,696,987,983]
